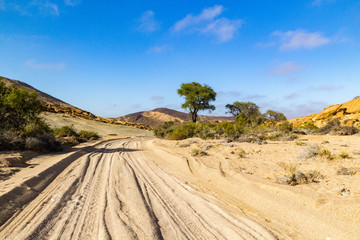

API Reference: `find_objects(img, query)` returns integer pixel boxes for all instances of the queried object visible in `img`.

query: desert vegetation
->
[155,100,294,141]
[155,82,359,141]
[0,80,100,152]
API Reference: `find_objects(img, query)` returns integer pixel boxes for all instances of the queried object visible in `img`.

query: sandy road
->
[0,138,276,240]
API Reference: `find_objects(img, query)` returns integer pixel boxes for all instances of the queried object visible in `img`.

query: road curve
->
[0,138,276,240]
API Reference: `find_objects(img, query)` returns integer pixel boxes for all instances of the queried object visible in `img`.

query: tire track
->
[0,138,277,240]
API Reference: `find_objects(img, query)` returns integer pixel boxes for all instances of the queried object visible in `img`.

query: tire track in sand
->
[0,138,277,240]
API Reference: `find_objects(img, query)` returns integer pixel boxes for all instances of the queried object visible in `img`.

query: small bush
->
[316,119,359,135]
[191,148,208,157]
[277,162,323,185]
[337,167,359,176]
[319,148,335,160]
[296,141,306,146]
[53,125,78,137]
[297,144,321,159]
[238,148,246,158]
[339,151,350,159]
[78,130,100,142]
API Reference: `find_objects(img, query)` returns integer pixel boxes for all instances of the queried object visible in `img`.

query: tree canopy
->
[177,82,216,123]
[225,101,261,125]
[0,81,42,132]
[263,110,287,125]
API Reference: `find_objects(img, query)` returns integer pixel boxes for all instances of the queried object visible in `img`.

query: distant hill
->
[289,97,360,128]
[117,108,234,127]
[0,76,97,119]
[0,76,148,129]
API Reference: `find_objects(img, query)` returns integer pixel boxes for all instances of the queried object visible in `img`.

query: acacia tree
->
[263,110,287,126]
[177,82,216,123]
[225,101,261,125]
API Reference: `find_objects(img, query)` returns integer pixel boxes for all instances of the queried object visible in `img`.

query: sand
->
[1,120,359,239]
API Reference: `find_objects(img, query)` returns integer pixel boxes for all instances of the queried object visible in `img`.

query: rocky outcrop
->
[289,97,360,128]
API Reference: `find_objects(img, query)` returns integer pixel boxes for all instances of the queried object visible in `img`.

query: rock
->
[340,187,351,196]
[289,97,360,129]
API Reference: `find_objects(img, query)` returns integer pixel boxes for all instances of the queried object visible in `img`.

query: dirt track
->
[0,138,276,240]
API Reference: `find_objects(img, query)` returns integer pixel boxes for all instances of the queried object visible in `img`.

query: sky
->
[0,0,359,118]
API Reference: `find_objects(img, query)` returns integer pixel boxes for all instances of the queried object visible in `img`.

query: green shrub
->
[339,151,350,159]
[299,122,318,130]
[78,130,100,141]
[0,80,61,152]
[53,125,78,137]
[319,147,335,160]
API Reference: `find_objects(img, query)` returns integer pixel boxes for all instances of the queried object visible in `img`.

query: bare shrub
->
[337,167,359,176]
[277,162,323,185]
[297,144,321,160]
[191,148,209,157]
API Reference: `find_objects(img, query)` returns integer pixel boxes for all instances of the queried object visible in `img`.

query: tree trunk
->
[192,112,197,123]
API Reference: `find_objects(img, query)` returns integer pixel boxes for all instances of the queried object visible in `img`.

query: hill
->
[117,108,234,127]
[0,76,148,129]
[289,97,360,128]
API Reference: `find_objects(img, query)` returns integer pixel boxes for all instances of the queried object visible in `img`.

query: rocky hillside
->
[117,108,233,127]
[289,97,360,128]
[0,76,148,129]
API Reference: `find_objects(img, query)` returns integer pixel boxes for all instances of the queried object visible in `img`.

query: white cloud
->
[147,44,172,54]
[0,0,59,16]
[171,5,242,42]
[172,5,224,32]
[271,62,303,75]
[139,10,160,32]
[273,30,330,50]
[64,0,81,6]
[26,59,66,70]
[0,0,80,15]
[201,18,242,42]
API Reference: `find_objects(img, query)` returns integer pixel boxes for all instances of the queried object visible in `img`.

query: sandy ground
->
[152,135,360,240]
[41,112,152,137]
[0,138,275,239]
[0,115,359,240]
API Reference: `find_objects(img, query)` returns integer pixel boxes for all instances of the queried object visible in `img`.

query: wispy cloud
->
[314,85,343,91]
[26,59,66,70]
[284,101,328,118]
[0,0,59,16]
[138,10,160,32]
[147,44,172,54]
[171,5,243,42]
[271,62,303,75]
[273,30,330,50]
[64,0,81,6]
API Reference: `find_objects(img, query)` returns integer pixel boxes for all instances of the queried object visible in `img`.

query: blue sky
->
[1,0,359,118]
